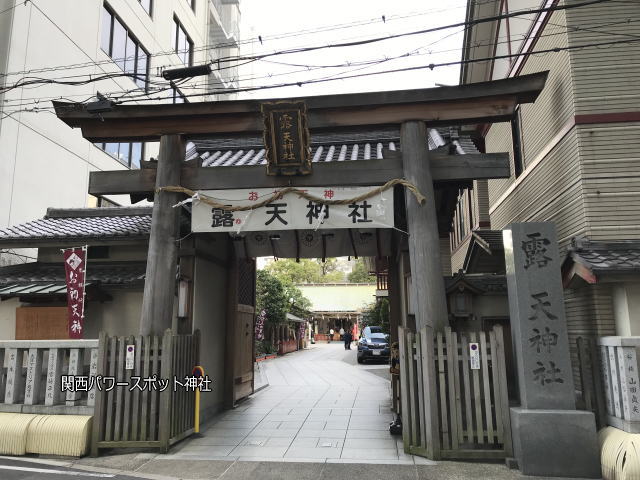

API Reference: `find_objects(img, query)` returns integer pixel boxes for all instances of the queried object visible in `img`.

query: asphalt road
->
[0,458,140,480]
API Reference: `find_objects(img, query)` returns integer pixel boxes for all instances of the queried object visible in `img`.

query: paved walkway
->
[37,344,582,478]
[164,343,428,464]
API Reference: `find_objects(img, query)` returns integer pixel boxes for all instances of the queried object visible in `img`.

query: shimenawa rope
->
[156,178,425,212]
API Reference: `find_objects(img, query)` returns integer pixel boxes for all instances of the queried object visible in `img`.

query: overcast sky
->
[237,0,468,99]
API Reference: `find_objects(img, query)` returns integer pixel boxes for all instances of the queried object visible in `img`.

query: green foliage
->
[361,298,390,335]
[256,268,313,325]
[256,340,277,356]
[283,282,312,314]
[265,258,344,284]
[256,269,289,324]
[348,258,376,283]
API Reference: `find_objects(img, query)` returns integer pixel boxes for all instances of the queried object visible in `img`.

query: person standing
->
[329,328,334,343]
[339,326,345,341]
[343,327,353,350]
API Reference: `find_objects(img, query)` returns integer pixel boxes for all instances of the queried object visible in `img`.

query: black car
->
[357,326,390,363]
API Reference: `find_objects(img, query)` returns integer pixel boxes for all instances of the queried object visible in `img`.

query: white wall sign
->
[469,343,480,370]
[125,345,135,370]
[191,186,394,233]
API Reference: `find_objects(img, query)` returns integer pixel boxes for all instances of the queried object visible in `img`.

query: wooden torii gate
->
[53,71,548,342]
[54,71,548,457]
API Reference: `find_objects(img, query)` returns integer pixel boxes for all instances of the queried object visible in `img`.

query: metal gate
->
[91,330,199,455]
[399,325,512,460]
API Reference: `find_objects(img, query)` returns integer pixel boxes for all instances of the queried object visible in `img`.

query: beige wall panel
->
[85,289,144,338]
[192,234,230,420]
[485,9,575,208]
[580,123,640,240]
[440,237,452,277]
[489,131,586,249]
[567,2,640,115]
[450,235,471,274]
[565,283,615,389]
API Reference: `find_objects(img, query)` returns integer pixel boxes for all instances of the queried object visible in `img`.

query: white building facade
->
[0,0,240,265]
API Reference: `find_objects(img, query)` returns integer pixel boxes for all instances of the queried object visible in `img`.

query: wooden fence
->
[576,337,607,429]
[0,339,99,415]
[91,330,199,455]
[399,325,512,460]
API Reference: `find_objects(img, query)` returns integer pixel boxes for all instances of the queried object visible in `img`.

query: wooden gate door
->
[226,258,256,406]
[399,325,512,460]
[234,304,255,401]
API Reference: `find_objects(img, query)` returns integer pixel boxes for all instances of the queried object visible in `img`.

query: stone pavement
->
[164,343,417,464]
[51,343,596,479]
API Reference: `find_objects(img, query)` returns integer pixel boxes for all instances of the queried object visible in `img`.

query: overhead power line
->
[0,0,634,115]
[1,34,631,118]
[0,0,614,81]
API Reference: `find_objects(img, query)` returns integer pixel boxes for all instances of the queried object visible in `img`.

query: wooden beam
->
[53,72,549,142]
[87,154,510,196]
[139,134,184,336]
[401,121,449,332]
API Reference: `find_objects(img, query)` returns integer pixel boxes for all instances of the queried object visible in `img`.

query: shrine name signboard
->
[261,100,311,176]
[191,186,394,233]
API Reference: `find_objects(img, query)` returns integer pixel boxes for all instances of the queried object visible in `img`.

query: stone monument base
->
[510,407,601,478]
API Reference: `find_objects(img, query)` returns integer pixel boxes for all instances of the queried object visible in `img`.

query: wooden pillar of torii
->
[52,72,548,336]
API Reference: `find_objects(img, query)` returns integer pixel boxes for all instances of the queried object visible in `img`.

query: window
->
[139,0,152,16]
[95,142,144,169]
[174,17,193,66]
[511,106,524,178]
[101,5,150,90]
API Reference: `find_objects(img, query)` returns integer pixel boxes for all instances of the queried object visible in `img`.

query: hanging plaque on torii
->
[261,100,311,176]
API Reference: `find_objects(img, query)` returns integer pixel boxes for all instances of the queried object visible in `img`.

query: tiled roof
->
[0,207,152,245]
[186,127,480,167]
[568,239,640,274]
[0,262,146,296]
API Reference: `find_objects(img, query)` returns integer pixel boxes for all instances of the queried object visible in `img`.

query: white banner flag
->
[191,186,394,233]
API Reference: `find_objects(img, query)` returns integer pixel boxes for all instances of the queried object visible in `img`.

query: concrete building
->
[0,0,240,266]
[451,0,640,375]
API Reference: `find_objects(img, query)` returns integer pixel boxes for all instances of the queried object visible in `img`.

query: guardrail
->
[0,339,99,416]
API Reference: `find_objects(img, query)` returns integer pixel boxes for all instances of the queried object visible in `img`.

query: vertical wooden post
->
[140,134,185,336]
[388,240,402,346]
[159,329,173,453]
[224,250,238,409]
[400,121,449,332]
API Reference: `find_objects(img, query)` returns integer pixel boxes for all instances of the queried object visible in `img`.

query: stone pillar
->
[503,222,600,478]
[401,121,448,332]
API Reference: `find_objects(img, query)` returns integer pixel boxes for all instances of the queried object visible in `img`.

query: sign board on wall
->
[469,343,480,370]
[191,186,394,233]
